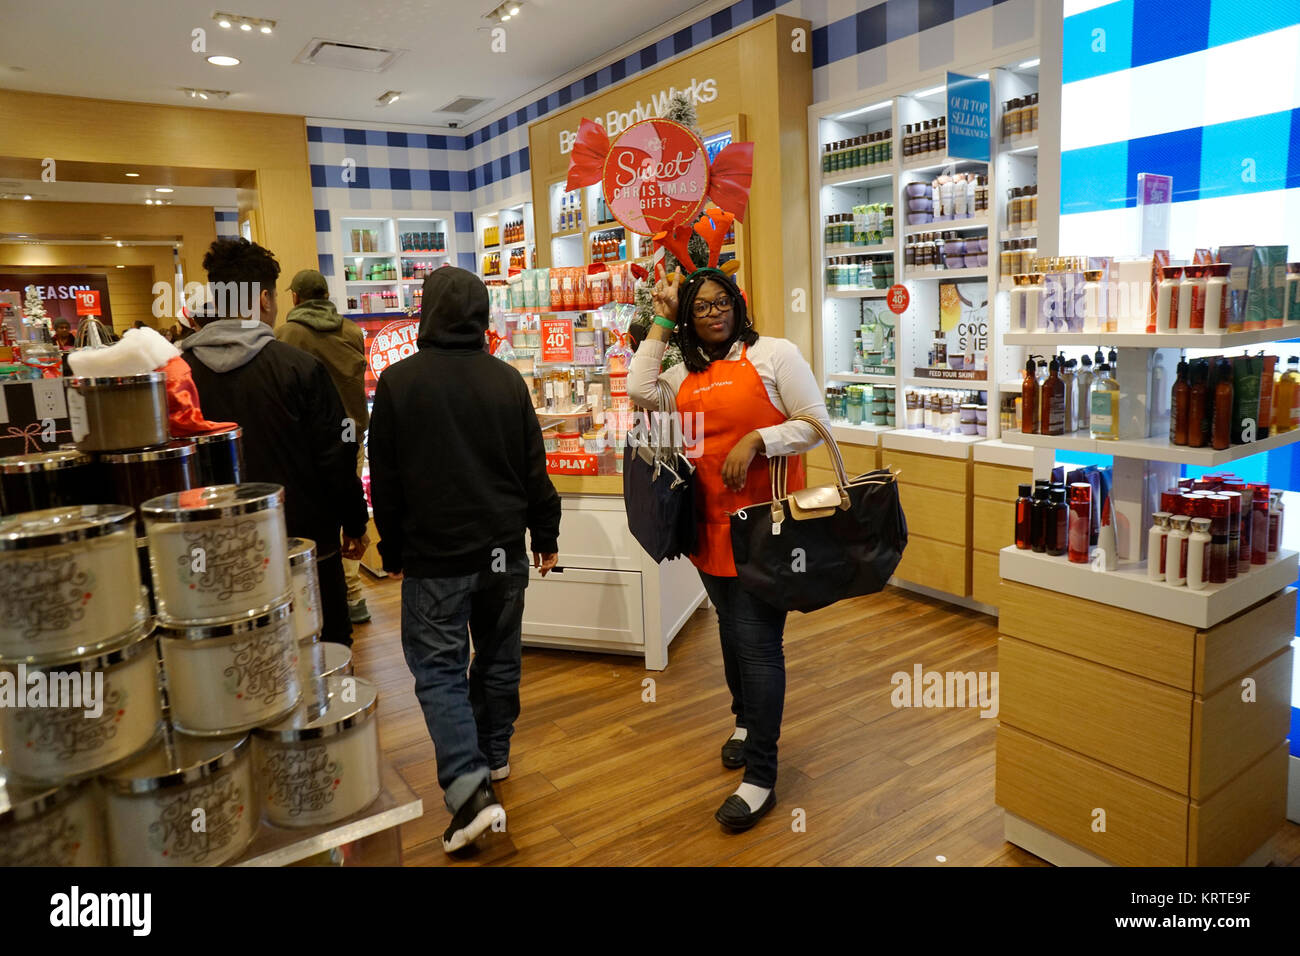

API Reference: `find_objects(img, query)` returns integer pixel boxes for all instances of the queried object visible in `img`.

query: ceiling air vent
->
[436,96,490,115]
[295,39,404,73]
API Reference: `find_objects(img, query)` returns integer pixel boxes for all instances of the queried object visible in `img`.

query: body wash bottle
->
[1187,517,1211,590]
[1157,266,1182,333]
[1075,354,1093,430]
[1148,512,1170,579]
[1170,358,1190,445]
[1015,483,1033,549]
[1021,357,1038,434]
[1090,363,1120,440]
[1165,514,1190,586]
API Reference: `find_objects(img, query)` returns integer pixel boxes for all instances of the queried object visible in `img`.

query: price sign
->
[540,316,574,363]
[886,284,910,315]
[74,290,101,316]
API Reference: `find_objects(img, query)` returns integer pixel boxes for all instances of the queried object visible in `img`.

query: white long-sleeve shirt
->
[626,335,831,457]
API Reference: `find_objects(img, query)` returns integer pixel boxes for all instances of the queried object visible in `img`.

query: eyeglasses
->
[692,295,733,318]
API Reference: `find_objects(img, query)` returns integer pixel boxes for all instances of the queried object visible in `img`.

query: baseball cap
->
[289,269,329,299]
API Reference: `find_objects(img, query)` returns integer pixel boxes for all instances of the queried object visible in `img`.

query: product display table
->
[233,758,422,867]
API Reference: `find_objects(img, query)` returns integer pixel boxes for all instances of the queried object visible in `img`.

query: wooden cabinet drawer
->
[999,636,1192,793]
[999,580,1197,690]
[878,448,967,491]
[973,495,1015,552]
[996,725,1188,867]
[896,483,968,546]
[809,442,877,477]
[894,535,969,597]
[1190,646,1293,799]
[1189,741,1289,866]
[971,549,1001,607]
[973,462,1032,502]
[523,566,643,648]
[1194,588,1295,694]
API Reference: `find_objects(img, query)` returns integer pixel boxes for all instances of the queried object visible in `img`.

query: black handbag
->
[623,381,697,562]
[729,416,907,613]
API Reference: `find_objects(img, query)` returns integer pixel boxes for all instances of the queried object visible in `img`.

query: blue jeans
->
[699,571,788,789]
[400,562,527,813]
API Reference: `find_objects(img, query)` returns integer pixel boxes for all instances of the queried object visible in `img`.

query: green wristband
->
[652,315,676,331]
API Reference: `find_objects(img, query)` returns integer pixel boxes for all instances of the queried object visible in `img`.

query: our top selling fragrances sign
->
[946,72,991,162]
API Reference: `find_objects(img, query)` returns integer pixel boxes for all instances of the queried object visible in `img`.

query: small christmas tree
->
[22,285,51,332]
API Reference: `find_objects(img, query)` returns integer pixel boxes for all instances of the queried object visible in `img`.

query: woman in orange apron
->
[628,267,832,831]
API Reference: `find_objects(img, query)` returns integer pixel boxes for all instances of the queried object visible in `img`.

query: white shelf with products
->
[826,286,890,298]
[902,154,988,175]
[1008,425,1300,467]
[474,195,534,282]
[332,211,457,313]
[1002,136,1039,155]
[904,216,989,236]
[904,266,989,281]
[1004,328,1300,349]
[881,428,985,458]
[830,422,891,445]
[999,546,1298,630]
[826,243,894,257]
[972,437,1035,468]
[999,228,1037,242]
[823,166,895,188]
[827,372,895,384]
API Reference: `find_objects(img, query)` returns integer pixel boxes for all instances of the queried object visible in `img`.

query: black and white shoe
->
[721,737,746,770]
[715,790,776,831]
[442,781,505,854]
[489,763,510,782]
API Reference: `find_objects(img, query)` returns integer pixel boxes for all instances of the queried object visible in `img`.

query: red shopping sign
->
[886,284,909,315]
[75,290,101,316]
[540,316,574,363]
[546,452,598,475]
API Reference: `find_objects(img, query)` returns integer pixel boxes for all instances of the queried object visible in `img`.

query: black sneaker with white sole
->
[442,781,505,854]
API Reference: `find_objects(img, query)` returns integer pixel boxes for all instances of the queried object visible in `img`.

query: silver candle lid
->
[100,440,196,464]
[190,426,242,446]
[103,729,249,794]
[0,504,134,551]
[0,449,92,474]
[67,372,167,388]
[156,598,293,641]
[287,537,317,569]
[140,482,284,522]
[253,675,377,743]
[0,771,88,825]
[0,617,155,671]
[319,642,352,680]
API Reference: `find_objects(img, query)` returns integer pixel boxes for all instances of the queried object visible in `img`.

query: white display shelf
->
[881,428,984,458]
[1010,426,1300,466]
[973,438,1034,468]
[825,243,894,257]
[904,216,989,236]
[999,228,1037,241]
[905,267,989,281]
[826,286,890,298]
[999,545,1299,630]
[830,421,890,445]
[345,279,400,286]
[998,380,1022,391]
[1001,136,1039,155]
[399,251,450,259]
[343,250,398,257]
[902,153,989,174]
[827,371,895,383]
[823,166,894,188]
[233,760,423,867]
[1003,328,1300,348]
[904,374,990,387]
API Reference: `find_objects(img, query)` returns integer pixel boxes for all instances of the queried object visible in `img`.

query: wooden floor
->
[350,575,1300,867]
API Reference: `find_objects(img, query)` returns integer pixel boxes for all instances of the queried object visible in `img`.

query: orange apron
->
[676,345,805,577]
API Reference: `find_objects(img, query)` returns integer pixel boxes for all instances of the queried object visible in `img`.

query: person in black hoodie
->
[181,238,369,646]
[368,266,560,855]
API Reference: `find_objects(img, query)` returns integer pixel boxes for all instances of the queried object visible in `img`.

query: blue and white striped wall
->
[214,208,238,239]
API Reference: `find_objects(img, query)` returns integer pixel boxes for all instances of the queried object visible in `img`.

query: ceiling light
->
[155,187,174,193]
[103,236,111,239]
[116,264,125,268]
[1018,58,1040,70]
[198,92,208,100]
[116,241,123,247]
[219,18,231,28]
[260,25,272,34]
[377,90,401,106]
[240,22,252,31]
[144,199,153,205]
[22,194,31,200]
[16,235,26,238]
[207,55,240,66]
[501,13,510,20]
[125,172,140,177]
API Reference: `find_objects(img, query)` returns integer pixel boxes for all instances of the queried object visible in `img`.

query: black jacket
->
[181,320,369,554]
[368,267,560,577]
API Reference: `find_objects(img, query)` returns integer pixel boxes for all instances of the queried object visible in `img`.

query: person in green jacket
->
[276,269,374,624]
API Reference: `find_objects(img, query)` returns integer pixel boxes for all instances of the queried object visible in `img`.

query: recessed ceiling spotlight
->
[484,2,523,23]
[125,172,140,177]
[207,55,240,66]
[260,25,272,34]
[240,22,252,31]
[377,90,401,106]
[22,194,31,200]
[116,241,123,247]
[179,87,231,101]
[219,18,231,28]
[509,4,520,13]
[144,199,153,205]
[155,187,174,193]
[214,12,275,34]
[116,264,125,268]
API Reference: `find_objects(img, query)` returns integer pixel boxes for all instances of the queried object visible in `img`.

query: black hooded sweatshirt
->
[368,267,560,577]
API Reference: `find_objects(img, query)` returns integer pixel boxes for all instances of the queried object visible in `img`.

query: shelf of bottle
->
[1000,136,1039,155]
[827,372,895,383]
[401,277,438,283]
[826,286,891,298]
[997,379,1024,392]
[825,243,894,257]
[1002,328,1300,349]
[1006,424,1300,466]
[345,279,400,286]
[553,229,584,240]
[999,545,1298,630]
[904,216,989,236]
[905,266,989,281]
[972,438,1035,468]
[588,222,624,233]
[881,428,985,459]
[399,251,449,258]
[999,228,1038,242]
[822,166,894,188]
[901,153,988,174]
[829,422,892,446]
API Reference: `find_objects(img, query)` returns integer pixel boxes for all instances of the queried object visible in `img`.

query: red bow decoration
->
[564,119,611,193]
[161,356,238,436]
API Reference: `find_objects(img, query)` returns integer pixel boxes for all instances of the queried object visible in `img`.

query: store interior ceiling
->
[0,0,724,129]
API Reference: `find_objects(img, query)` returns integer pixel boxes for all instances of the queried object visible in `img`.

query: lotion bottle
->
[1187,517,1211,591]
[1148,512,1171,580]
[1165,514,1190,586]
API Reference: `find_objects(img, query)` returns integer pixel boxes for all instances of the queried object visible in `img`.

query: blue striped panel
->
[457,253,477,271]
[1198,111,1293,199]
[313,208,330,232]
[215,211,238,222]
[1208,0,1300,47]
[1062,0,1134,84]
[1060,140,1130,214]
[1289,107,1300,190]
[1127,125,1202,204]
[1130,0,1211,69]
[318,254,334,278]
[455,212,474,234]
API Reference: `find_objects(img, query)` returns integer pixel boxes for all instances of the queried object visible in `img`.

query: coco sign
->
[602,119,710,236]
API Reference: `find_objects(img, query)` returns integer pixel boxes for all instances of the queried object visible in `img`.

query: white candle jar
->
[304,641,354,714]
[0,774,107,866]
[142,483,291,625]
[287,537,323,643]
[298,635,325,689]
[253,675,380,828]
[0,619,162,784]
[0,505,145,663]
[158,600,301,736]
[103,731,257,866]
